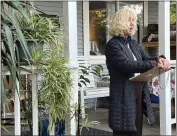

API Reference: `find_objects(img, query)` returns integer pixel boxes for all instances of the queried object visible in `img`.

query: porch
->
[1,1,177,136]
[81,108,176,135]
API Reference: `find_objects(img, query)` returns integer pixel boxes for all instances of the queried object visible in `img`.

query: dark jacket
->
[105,36,158,131]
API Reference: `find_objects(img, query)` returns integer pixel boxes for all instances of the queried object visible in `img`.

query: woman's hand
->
[157,58,170,70]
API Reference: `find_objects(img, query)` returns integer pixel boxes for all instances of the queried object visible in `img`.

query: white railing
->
[1,66,38,135]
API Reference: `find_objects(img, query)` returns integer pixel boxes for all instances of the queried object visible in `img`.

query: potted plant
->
[30,45,103,135]
[28,41,71,135]
[18,10,62,64]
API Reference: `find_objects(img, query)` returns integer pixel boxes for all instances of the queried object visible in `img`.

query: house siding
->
[148,1,158,24]
[77,2,84,56]
[33,1,83,56]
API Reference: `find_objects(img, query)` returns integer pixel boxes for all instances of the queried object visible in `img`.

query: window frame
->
[83,1,115,63]
[83,1,145,64]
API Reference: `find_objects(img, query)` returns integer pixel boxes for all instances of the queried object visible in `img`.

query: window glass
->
[89,1,107,56]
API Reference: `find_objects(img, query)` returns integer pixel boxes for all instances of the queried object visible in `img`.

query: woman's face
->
[124,16,135,37]
[128,17,135,34]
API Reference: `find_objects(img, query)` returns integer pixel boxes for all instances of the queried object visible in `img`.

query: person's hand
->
[158,58,170,70]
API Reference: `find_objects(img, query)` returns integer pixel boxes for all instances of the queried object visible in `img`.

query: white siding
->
[33,1,83,56]
[148,1,158,24]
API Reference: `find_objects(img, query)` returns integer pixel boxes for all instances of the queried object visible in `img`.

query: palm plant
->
[1,1,32,103]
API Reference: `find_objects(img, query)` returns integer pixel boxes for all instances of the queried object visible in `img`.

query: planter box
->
[41,119,65,136]
[16,39,44,65]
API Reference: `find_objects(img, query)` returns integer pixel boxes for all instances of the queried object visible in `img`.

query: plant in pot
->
[18,10,62,64]
[6,6,67,135]
[30,42,72,135]
[77,64,103,135]
[30,44,103,135]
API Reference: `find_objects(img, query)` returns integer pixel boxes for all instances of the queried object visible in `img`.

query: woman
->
[105,7,170,136]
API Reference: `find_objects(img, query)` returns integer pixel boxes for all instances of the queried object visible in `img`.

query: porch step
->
[81,127,112,136]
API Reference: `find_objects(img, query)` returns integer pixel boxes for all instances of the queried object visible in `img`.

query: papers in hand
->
[129,67,173,82]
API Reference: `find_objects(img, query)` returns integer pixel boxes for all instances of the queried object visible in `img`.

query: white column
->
[158,1,171,135]
[31,74,38,135]
[83,1,90,56]
[63,1,78,135]
[15,79,21,135]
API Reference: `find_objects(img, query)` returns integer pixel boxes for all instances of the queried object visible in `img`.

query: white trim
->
[14,79,21,135]
[158,1,171,135]
[31,74,38,135]
[90,56,106,64]
[171,118,176,124]
[143,1,148,35]
[83,1,90,56]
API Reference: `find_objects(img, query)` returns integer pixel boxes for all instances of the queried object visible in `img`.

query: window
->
[89,1,107,56]
[86,1,143,56]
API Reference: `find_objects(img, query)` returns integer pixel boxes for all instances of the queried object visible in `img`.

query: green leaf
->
[80,75,85,80]
[6,11,31,63]
[80,80,87,86]
[95,65,103,73]
[15,45,21,90]
[90,71,100,77]
[79,65,89,70]
[92,68,100,75]
[78,83,82,88]
[83,77,90,84]
[1,125,10,134]
[4,1,30,22]
[81,69,88,74]
[2,22,16,66]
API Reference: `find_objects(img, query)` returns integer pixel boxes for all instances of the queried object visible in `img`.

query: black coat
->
[105,36,158,131]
